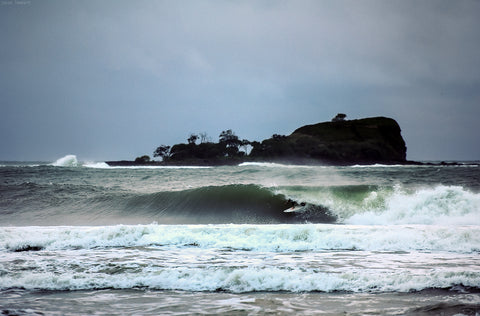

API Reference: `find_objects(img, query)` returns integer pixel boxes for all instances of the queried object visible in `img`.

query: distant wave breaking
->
[51,154,79,167]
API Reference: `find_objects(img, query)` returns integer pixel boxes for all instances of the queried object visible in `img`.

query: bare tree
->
[199,132,209,143]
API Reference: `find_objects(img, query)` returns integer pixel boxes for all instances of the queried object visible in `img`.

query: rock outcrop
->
[249,116,407,164]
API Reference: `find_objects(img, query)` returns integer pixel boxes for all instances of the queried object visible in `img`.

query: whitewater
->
[1,155,479,315]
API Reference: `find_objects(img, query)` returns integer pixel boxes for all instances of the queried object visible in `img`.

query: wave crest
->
[126,184,335,224]
[344,185,480,225]
[274,184,480,226]
[52,154,79,167]
[2,223,479,253]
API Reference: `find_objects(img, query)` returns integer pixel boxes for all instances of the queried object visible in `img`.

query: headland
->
[106,115,425,166]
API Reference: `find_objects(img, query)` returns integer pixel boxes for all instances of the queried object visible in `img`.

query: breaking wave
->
[1,180,479,225]
[275,184,480,226]
[49,154,212,169]
[51,154,79,167]
[238,162,317,168]
[344,185,480,225]
[120,184,335,224]
[1,223,479,293]
[2,223,479,253]
[1,264,478,293]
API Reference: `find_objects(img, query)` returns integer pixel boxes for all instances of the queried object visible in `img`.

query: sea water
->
[1,156,479,315]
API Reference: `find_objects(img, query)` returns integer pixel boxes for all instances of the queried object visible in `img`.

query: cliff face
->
[250,117,407,164]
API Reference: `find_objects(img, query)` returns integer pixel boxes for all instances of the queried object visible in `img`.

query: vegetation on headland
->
[152,129,250,165]
[107,115,412,166]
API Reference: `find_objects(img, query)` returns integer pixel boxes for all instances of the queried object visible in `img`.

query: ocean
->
[1,155,479,315]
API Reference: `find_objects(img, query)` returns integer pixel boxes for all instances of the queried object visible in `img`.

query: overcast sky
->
[1,0,479,161]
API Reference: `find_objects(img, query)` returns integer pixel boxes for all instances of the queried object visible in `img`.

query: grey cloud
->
[1,0,479,161]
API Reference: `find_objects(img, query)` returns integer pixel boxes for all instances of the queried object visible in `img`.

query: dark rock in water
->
[250,116,407,165]
[12,245,43,252]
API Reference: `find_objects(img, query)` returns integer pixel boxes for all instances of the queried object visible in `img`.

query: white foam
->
[344,185,480,226]
[239,162,320,168]
[1,263,478,293]
[81,162,212,169]
[2,223,479,253]
[83,161,110,168]
[0,163,41,167]
[1,224,479,293]
[51,155,79,167]
[350,164,407,168]
[119,165,212,169]
[275,184,480,226]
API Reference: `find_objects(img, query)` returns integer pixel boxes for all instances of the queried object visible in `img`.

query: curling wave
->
[124,184,335,224]
[1,181,480,225]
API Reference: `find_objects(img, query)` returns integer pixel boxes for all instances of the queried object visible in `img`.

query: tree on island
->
[332,113,347,122]
[219,129,243,157]
[134,155,151,163]
[219,130,240,147]
[187,133,199,145]
[249,134,293,158]
[153,145,171,161]
[152,130,250,163]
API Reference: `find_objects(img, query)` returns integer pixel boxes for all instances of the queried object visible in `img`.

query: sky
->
[1,0,479,162]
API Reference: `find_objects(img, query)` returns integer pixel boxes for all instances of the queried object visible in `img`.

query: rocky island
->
[250,115,407,165]
[107,115,410,166]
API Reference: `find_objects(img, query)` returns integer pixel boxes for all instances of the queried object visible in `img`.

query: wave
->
[1,181,479,225]
[124,184,335,224]
[84,163,212,169]
[49,155,212,169]
[0,163,42,168]
[51,154,79,167]
[238,162,319,168]
[101,165,212,169]
[1,263,478,293]
[110,183,469,226]
[83,161,110,168]
[2,224,479,253]
[275,184,480,226]
[350,164,409,168]
[2,224,479,293]
[343,185,480,225]
[0,183,335,225]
